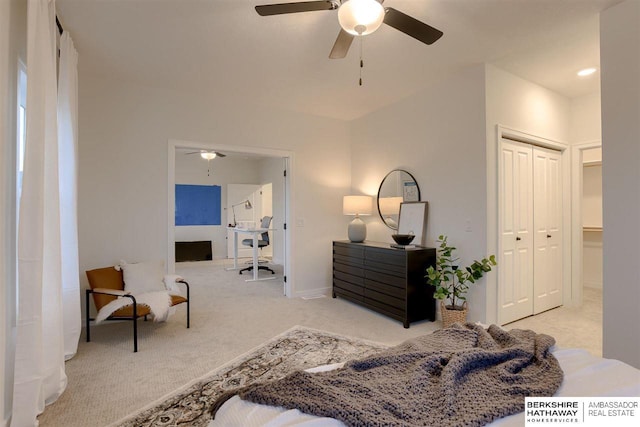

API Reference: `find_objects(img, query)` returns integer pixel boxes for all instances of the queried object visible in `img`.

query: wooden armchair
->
[85,266,190,352]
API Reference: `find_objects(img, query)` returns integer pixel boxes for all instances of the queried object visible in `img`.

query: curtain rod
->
[56,15,64,35]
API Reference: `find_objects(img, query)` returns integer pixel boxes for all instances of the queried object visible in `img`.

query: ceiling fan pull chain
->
[359,37,363,86]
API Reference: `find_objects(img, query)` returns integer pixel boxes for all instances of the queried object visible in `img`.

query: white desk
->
[226,227,276,282]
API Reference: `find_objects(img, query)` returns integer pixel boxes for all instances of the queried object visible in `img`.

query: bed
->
[209,324,640,427]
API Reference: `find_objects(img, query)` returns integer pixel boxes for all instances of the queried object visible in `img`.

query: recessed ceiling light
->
[577,68,597,77]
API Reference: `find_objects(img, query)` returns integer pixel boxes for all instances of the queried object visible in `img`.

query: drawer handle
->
[516,237,521,241]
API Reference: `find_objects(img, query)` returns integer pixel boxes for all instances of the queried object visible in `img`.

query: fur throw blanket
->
[212,323,564,427]
[95,292,172,323]
[94,275,184,324]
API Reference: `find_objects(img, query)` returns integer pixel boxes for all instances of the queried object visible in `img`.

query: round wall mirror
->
[377,169,420,230]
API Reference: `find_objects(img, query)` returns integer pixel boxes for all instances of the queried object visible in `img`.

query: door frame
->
[570,140,603,306]
[167,139,294,297]
[487,125,572,324]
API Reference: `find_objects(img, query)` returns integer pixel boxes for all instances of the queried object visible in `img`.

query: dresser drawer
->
[334,253,364,268]
[364,278,406,300]
[364,260,406,277]
[364,270,405,288]
[364,287,404,310]
[334,243,364,259]
[333,261,364,277]
[334,270,364,286]
[333,279,364,297]
[364,297,405,318]
[365,247,406,267]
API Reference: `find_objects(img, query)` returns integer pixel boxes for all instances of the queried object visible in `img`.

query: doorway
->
[167,140,292,296]
[570,142,603,306]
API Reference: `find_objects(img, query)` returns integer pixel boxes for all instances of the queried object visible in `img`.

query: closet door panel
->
[533,147,563,314]
[499,140,534,324]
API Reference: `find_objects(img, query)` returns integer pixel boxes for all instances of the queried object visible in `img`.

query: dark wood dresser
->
[332,240,436,328]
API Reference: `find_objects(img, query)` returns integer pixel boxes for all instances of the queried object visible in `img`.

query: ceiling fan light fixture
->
[338,0,385,36]
[200,152,217,160]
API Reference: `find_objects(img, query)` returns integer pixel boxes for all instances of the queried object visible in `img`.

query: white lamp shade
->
[343,195,373,216]
[338,0,385,36]
[200,152,216,160]
[378,196,403,215]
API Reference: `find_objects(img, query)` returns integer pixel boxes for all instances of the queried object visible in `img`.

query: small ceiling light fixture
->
[338,0,385,36]
[577,67,597,77]
[200,152,217,160]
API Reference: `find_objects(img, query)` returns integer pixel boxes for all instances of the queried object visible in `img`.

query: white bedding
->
[209,349,640,427]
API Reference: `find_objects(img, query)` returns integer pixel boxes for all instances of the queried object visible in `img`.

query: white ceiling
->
[56,0,616,121]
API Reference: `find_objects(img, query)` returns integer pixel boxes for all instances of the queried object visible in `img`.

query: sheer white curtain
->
[57,31,80,360]
[12,0,70,424]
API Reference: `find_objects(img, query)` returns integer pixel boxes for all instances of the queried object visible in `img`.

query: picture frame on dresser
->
[397,201,428,246]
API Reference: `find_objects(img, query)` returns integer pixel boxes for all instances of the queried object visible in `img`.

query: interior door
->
[533,146,563,313]
[498,140,534,324]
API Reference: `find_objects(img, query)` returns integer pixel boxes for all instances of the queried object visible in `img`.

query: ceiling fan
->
[255,0,443,59]
[185,150,227,160]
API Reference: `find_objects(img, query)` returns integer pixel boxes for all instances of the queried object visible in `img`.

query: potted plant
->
[425,235,497,328]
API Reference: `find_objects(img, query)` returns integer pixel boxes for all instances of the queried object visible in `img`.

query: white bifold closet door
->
[499,139,563,325]
[532,146,563,314]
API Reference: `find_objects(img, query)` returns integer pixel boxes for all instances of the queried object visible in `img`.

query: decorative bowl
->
[391,234,415,245]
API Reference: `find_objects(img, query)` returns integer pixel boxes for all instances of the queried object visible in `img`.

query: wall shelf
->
[583,160,602,167]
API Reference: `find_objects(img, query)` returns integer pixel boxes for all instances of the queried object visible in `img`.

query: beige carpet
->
[37,261,602,426]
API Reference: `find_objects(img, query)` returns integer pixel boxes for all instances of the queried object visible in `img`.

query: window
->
[16,61,26,206]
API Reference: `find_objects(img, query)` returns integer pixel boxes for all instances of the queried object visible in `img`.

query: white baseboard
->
[293,286,331,299]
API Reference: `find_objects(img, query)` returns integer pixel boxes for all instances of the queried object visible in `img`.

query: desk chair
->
[239,216,275,276]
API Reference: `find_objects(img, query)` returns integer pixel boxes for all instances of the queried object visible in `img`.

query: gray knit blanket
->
[211,324,564,426]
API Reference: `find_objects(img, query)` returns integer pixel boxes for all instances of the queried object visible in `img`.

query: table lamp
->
[343,195,373,242]
[230,199,252,227]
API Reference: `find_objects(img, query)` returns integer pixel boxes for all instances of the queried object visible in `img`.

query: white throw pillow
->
[122,260,166,294]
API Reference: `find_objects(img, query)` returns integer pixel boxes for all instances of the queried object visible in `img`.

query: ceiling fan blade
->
[383,7,443,45]
[329,29,354,59]
[255,1,335,16]
[214,152,226,158]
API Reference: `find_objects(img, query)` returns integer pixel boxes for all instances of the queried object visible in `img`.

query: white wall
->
[77,75,351,302]
[582,147,602,163]
[583,165,603,228]
[570,92,601,143]
[486,64,571,143]
[350,65,489,322]
[583,232,603,289]
[484,64,572,324]
[600,0,640,368]
[0,0,26,423]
